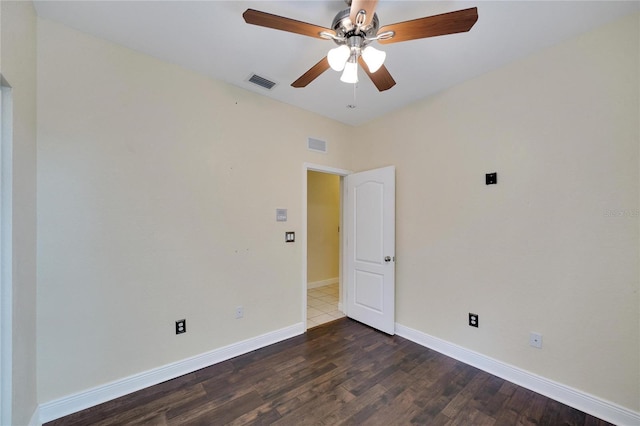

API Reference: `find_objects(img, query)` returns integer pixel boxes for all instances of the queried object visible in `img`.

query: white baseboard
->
[39,322,305,424]
[307,278,338,289]
[395,323,640,426]
[37,320,640,425]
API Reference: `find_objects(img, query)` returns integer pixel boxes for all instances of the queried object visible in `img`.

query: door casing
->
[302,163,351,329]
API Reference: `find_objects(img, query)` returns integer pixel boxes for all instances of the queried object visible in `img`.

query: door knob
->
[384,256,391,262]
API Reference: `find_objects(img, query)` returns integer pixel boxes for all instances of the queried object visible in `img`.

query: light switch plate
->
[276,208,287,222]
[285,231,295,242]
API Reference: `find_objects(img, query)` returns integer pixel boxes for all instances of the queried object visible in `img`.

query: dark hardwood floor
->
[46,318,613,425]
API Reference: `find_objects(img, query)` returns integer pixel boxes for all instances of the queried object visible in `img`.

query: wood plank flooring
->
[46,318,613,425]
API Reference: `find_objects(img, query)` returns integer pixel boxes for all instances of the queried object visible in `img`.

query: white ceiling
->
[33,1,639,126]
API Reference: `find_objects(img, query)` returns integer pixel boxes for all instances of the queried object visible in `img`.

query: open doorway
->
[306,170,343,328]
[302,164,351,330]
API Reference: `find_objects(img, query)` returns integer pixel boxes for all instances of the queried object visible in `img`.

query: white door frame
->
[0,78,14,425]
[302,163,352,329]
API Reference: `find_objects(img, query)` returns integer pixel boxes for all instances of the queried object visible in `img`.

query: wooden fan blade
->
[358,56,396,91]
[243,9,335,39]
[350,0,379,28]
[377,7,478,45]
[292,57,330,88]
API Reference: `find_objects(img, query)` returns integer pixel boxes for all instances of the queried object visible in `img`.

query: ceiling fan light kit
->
[326,20,388,78]
[328,45,350,71]
[242,1,478,92]
[361,46,385,73]
[340,59,359,84]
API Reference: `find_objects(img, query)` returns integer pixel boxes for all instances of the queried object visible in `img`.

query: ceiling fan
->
[243,1,478,91]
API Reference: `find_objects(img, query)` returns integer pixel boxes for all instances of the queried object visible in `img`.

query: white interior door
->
[345,166,395,335]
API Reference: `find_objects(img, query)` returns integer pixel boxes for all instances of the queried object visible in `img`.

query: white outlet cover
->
[529,332,543,348]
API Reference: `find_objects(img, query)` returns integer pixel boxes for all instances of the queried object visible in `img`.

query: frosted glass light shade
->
[327,45,350,71]
[340,61,359,83]
[361,46,386,73]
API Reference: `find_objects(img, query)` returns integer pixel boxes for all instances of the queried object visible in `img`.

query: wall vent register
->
[307,137,327,153]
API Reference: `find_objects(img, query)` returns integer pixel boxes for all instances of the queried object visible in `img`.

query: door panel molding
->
[346,166,395,335]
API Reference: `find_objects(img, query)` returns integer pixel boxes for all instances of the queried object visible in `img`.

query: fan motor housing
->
[331,8,379,44]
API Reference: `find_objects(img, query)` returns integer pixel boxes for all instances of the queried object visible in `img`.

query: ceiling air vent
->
[307,137,327,154]
[247,73,277,90]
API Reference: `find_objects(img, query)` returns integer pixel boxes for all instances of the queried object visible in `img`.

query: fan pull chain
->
[347,81,357,109]
[353,81,357,107]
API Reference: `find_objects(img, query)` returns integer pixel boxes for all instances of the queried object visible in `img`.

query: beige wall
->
[307,171,340,284]
[352,13,640,411]
[36,18,352,402]
[33,7,639,418]
[0,1,38,424]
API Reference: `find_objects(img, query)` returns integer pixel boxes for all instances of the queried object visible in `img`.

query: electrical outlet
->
[236,306,244,319]
[175,319,186,334]
[469,313,479,328]
[530,332,542,348]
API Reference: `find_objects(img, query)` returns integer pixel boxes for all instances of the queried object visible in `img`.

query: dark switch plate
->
[486,172,497,185]
[285,232,295,243]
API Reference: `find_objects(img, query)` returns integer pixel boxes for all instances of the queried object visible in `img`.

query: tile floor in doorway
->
[307,282,345,328]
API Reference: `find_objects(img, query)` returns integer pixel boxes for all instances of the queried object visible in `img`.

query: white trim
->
[36,319,637,424]
[396,323,640,426]
[302,163,352,330]
[28,407,40,426]
[307,277,338,289]
[339,174,347,316]
[39,322,305,424]
[304,163,351,176]
[0,79,14,426]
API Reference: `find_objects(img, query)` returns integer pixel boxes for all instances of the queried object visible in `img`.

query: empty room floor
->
[307,282,345,328]
[46,318,614,425]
